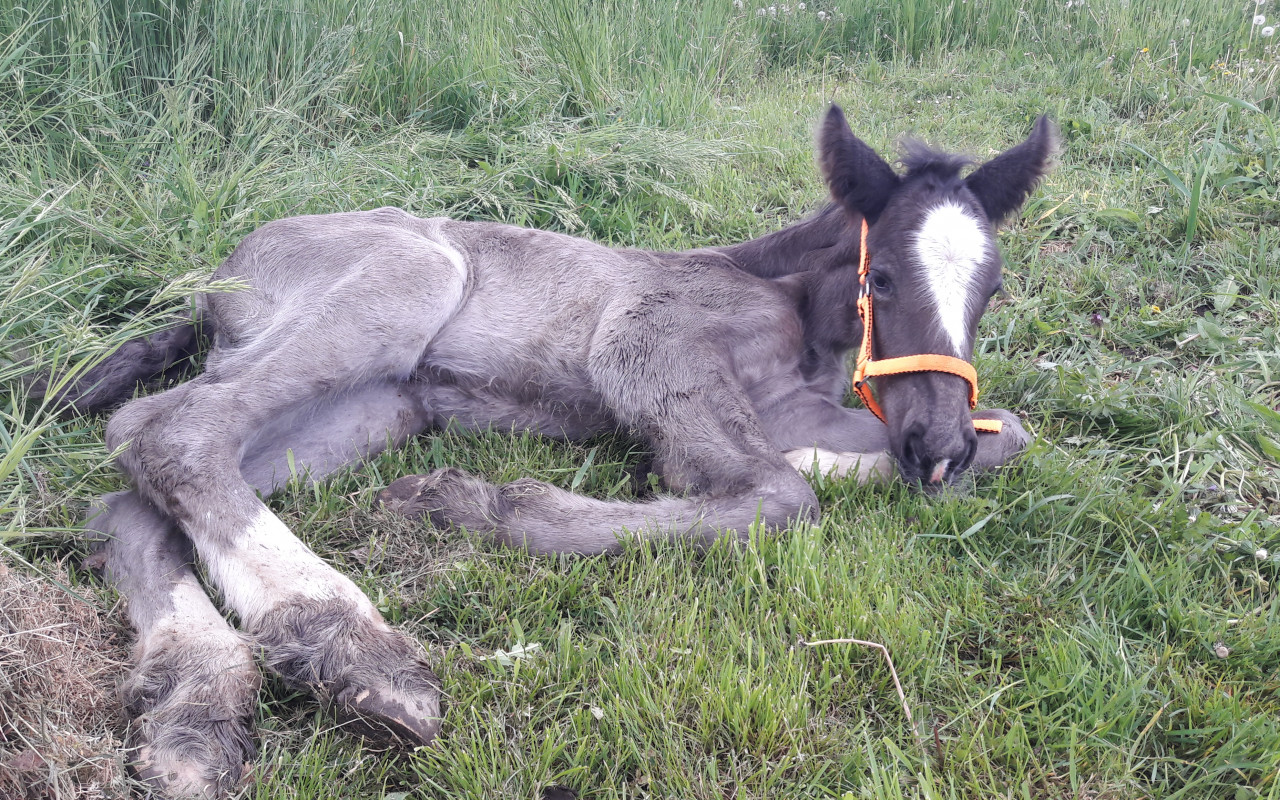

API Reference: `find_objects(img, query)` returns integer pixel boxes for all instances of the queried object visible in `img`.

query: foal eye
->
[869,272,892,292]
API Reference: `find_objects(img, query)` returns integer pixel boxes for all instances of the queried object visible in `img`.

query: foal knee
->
[104,391,170,457]
[106,388,239,518]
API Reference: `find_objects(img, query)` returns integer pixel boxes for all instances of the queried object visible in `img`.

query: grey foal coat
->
[57,106,1055,797]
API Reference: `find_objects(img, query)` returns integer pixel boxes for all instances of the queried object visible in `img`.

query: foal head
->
[818,105,1056,484]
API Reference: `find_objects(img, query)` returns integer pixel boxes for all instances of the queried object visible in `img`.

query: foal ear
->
[818,105,900,224]
[964,115,1058,225]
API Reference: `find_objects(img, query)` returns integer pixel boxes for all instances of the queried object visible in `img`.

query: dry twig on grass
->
[804,636,924,752]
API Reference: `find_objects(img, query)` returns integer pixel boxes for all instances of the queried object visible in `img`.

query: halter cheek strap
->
[851,219,1003,434]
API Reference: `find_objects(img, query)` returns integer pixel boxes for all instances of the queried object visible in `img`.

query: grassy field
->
[2,0,1279,798]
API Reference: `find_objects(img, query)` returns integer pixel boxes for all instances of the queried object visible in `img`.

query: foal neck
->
[715,204,857,278]
[704,205,867,391]
[791,264,864,386]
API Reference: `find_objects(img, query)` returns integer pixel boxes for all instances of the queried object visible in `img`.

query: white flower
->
[733,0,743,7]
[797,1,805,8]
[1182,18,1190,27]
[1254,14,1267,24]
[756,7,765,15]
[769,5,777,16]
[817,10,828,20]
[1264,25,1276,35]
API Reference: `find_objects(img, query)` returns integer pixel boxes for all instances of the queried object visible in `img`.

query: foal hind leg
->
[86,492,257,798]
[94,380,436,796]
[109,374,443,741]
[233,380,441,744]
[105,273,460,751]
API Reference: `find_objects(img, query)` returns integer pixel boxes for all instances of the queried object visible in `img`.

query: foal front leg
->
[765,399,897,482]
[383,349,821,553]
[970,408,1032,469]
[767,399,1031,482]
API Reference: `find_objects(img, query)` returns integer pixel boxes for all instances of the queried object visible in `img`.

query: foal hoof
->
[334,666,443,745]
[255,598,443,748]
[378,468,501,532]
[377,472,436,517]
[122,631,260,799]
[972,409,1032,469]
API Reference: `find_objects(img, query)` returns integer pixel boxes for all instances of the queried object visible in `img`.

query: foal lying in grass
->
[59,106,1054,797]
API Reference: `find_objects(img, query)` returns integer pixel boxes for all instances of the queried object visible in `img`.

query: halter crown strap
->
[851,219,1003,434]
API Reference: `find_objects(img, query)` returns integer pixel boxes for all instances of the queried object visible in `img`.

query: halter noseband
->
[851,219,1003,434]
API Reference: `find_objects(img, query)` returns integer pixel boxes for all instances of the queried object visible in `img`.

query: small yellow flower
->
[1150,304,1161,313]
[1140,47,1149,53]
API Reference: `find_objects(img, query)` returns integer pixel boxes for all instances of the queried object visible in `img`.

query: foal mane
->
[897,140,974,188]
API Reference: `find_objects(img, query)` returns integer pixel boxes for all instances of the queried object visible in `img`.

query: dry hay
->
[0,557,131,800]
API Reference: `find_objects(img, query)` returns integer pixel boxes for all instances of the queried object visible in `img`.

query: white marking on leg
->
[914,201,987,356]
[133,575,259,799]
[156,577,240,636]
[203,507,375,625]
[785,447,895,483]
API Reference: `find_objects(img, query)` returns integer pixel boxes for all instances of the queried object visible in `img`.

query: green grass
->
[2,0,1279,798]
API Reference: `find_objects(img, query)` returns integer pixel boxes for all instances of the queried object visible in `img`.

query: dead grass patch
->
[0,557,131,800]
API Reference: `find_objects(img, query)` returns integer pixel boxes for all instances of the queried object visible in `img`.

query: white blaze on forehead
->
[914,201,988,356]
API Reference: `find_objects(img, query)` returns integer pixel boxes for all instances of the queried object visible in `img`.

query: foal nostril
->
[951,434,978,479]
[901,425,927,474]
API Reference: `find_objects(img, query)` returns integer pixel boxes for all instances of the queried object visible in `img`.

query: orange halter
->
[850,220,1003,434]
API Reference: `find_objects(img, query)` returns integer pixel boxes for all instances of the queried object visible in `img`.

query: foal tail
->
[33,315,205,416]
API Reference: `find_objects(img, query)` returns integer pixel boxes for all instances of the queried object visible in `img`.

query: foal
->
[66,106,1054,797]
